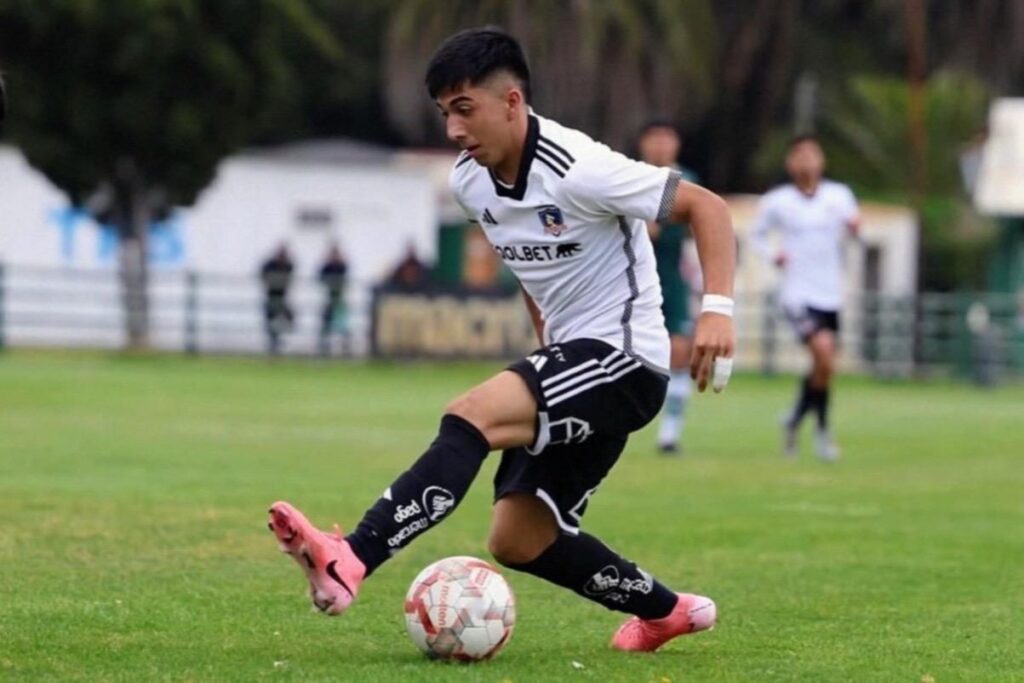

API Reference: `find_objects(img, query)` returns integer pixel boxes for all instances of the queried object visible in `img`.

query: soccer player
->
[750,135,861,461]
[638,122,699,454]
[268,27,737,653]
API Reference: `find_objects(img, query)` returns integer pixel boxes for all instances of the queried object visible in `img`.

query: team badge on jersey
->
[537,205,567,236]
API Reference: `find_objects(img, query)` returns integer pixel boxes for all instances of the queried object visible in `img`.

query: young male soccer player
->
[750,135,861,461]
[638,121,699,455]
[268,27,737,652]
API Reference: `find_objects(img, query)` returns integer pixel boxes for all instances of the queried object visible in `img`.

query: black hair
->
[638,119,680,139]
[425,27,531,101]
[788,133,821,150]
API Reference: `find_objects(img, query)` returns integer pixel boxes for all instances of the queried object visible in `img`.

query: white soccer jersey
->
[749,180,859,311]
[450,113,678,373]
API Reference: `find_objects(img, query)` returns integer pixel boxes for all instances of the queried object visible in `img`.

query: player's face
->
[786,140,826,181]
[436,80,522,169]
[639,128,680,168]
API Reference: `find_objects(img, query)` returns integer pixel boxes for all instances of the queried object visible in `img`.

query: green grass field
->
[1,350,1022,682]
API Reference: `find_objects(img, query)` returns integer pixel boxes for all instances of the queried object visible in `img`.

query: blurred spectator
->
[387,243,430,291]
[319,243,350,357]
[260,244,294,355]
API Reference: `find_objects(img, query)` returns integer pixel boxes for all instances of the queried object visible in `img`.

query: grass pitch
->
[1,351,1022,682]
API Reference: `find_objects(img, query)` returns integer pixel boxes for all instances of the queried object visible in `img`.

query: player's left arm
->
[665,181,737,393]
[559,152,736,392]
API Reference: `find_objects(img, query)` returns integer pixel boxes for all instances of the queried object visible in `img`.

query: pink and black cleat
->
[267,501,366,616]
[611,593,717,652]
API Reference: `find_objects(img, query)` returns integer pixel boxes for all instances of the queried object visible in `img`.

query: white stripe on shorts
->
[546,359,641,407]
[544,353,636,403]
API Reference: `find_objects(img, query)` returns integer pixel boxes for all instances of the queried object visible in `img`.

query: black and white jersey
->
[750,181,859,311]
[450,113,678,373]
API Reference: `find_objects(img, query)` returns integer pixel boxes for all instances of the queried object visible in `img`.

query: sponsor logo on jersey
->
[537,205,567,236]
[555,242,582,258]
[493,242,583,262]
[422,486,456,522]
[393,499,422,523]
[481,208,499,225]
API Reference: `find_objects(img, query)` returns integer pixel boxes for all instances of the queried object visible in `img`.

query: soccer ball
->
[404,555,516,661]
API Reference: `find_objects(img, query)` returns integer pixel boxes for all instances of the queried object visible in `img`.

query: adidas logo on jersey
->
[481,208,498,225]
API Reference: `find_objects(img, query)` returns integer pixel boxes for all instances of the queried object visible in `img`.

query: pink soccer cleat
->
[267,501,366,616]
[610,593,717,652]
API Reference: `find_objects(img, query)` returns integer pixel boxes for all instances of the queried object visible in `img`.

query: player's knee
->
[487,531,546,567]
[444,391,490,433]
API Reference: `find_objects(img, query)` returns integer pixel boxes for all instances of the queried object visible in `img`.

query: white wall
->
[0,145,438,354]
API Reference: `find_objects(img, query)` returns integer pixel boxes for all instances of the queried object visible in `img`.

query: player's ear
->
[505,88,522,120]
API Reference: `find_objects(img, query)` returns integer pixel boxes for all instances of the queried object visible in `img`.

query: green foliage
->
[823,70,990,197]
[384,0,717,150]
[0,0,341,208]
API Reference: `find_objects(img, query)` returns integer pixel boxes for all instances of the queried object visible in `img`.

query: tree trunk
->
[112,165,152,351]
[119,229,149,350]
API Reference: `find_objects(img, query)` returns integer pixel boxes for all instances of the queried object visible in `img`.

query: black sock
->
[815,385,830,430]
[788,376,813,428]
[346,414,489,576]
[503,532,678,620]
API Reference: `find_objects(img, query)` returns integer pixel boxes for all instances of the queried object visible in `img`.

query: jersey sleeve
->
[560,146,678,222]
[448,165,479,224]
[838,184,860,223]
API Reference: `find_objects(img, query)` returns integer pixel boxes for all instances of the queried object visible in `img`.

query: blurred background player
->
[638,121,699,455]
[318,243,349,357]
[751,135,861,461]
[260,243,295,356]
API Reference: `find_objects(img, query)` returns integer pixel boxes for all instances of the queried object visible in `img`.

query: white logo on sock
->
[422,486,455,522]
[392,499,422,523]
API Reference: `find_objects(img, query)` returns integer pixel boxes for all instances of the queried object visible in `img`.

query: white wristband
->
[701,294,734,318]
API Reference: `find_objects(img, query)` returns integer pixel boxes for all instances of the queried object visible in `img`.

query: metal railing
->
[0,263,1020,380]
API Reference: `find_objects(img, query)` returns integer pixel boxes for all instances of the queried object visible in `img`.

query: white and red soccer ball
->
[404,556,516,661]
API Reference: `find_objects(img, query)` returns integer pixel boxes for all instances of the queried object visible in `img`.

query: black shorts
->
[785,304,840,343]
[494,338,667,535]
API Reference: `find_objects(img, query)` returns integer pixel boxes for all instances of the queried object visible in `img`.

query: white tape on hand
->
[712,357,733,392]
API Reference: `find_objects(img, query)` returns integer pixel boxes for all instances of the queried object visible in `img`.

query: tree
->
[383,0,717,153]
[0,0,341,347]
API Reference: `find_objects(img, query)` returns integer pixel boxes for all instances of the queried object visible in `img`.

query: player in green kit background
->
[639,121,699,454]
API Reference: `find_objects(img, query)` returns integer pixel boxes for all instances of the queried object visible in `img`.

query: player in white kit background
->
[751,135,861,460]
[268,27,738,653]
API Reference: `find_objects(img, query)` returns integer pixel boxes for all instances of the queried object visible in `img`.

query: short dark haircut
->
[788,133,821,150]
[425,27,531,101]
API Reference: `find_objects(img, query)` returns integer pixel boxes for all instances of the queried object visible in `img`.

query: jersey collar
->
[488,114,539,201]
